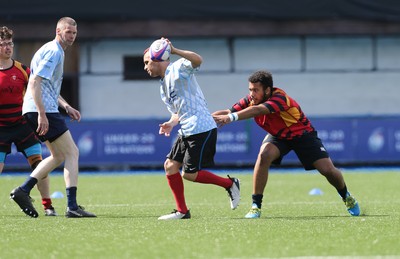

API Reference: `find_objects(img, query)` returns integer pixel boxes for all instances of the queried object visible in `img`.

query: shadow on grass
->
[230,213,389,220]
[93,214,159,219]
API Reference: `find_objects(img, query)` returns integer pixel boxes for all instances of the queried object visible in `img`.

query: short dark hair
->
[248,70,273,90]
[0,26,13,41]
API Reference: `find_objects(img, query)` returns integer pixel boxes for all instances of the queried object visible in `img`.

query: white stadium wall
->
[79,36,400,119]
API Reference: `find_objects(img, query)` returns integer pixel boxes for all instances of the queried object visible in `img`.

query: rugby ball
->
[149,39,171,61]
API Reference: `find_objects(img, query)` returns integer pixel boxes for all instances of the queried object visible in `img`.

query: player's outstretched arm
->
[212,109,230,116]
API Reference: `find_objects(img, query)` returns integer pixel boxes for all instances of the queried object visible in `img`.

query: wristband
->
[232,112,239,121]
[228,113,238,122]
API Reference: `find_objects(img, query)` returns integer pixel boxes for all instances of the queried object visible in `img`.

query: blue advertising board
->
[355,117,400,162]
[4,116,400,170]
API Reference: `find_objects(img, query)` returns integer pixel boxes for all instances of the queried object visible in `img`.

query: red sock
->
[195,170,232,189]
[42,198,53,210]
[166,173,188,213]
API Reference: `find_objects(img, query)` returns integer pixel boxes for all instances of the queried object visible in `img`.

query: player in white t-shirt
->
[144,38,240,220]
[10,17,96,218]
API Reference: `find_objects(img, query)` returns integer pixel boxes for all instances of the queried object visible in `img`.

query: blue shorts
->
[24,112,68,143]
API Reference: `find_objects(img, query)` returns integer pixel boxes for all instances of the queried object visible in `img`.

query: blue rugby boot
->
[245,203,261,219]
[343,192,360,216]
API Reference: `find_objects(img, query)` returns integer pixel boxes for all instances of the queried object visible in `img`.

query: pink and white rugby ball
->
[149,39,171,61]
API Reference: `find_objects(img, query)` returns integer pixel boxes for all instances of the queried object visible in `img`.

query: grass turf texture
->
[0,170,399,258]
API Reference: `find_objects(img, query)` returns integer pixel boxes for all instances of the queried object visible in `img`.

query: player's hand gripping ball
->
[149,39,171,61]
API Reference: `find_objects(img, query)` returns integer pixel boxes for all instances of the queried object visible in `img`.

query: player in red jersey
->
[0,26,57,216]
[213,70,360,218]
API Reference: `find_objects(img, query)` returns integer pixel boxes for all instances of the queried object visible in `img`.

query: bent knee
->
[27,154,43,170]
[314,158,339,175]
[164,159,172,171]
[258,143,280,164]
[258,151,277,165]
[164,159,180,175]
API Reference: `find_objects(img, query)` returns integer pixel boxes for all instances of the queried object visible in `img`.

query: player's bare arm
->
[159,113,179,137]
[212,109,230,116]
[29,74,48,135]
[166,39,202,68]
[214,105,270,127]
[58,95,81,122]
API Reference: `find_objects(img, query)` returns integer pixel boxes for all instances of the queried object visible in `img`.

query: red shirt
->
[0,60,30,126]
[231,87,314,139]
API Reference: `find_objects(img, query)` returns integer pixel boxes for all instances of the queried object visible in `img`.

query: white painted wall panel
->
[234,37,302,72]
[80,40,151,73]
[377,37,400,70]
[306,37,373,70]
[80,72,400,119]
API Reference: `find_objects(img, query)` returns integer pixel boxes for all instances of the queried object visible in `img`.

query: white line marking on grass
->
[86,200,400,207]
[88,204,169,207]
[277,257,400,259]
[226,256,400,259]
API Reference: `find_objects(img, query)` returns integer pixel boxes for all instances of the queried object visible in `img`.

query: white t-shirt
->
[160,58,217,136]
[23,40,64,114]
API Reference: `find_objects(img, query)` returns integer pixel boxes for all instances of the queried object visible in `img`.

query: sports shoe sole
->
[227,176,240,210]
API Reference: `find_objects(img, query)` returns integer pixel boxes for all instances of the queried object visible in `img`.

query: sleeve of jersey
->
[34,50,60,80]
[262,95,288,113]
[178,58,199,79]
[230,96,251,112]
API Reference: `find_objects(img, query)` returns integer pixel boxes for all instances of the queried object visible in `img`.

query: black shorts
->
[263,131,329,170]
[24,112,68,143]
[0,119,39,154]
[167,128,217,173]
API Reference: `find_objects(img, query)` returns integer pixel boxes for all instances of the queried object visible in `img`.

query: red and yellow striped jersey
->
[0,60,30,126]
[231,87,314,139]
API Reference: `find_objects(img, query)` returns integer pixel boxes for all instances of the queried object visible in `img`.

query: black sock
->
[252,194,263,209]
[337,185,348,199]
[66,187,78,210]
[20,177,38,193]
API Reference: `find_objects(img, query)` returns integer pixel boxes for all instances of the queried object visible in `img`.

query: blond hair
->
[56,17,77,30]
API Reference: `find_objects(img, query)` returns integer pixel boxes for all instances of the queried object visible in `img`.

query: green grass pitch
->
[1,169,399,258]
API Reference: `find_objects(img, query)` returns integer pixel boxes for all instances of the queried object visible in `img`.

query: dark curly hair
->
[0,26,13,41]
[248,70,273,90]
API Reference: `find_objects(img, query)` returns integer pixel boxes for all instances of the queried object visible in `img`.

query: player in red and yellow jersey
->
[213,70,360,218]
[231,86,314,140]
[0,26,56,216]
